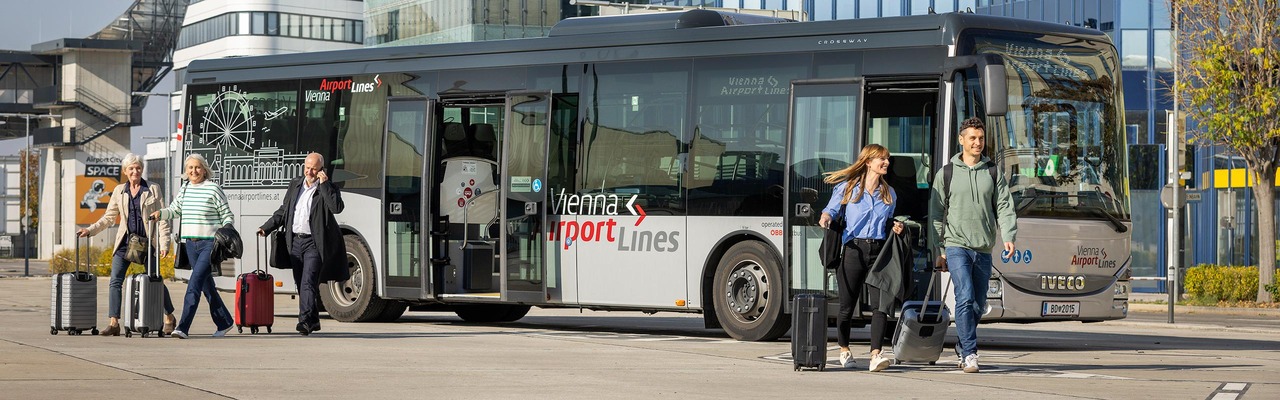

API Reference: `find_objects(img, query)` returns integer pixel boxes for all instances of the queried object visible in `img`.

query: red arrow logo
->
[634,205,646,226]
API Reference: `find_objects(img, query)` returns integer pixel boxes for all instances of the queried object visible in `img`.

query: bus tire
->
[375,301,409,322]
[321,235,391,322]
[455,304,531,323]
[713,241,790,341]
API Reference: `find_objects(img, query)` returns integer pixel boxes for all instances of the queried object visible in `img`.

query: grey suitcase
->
[892,269,950,365]
[121,220,165,338]
[50,237,98,335]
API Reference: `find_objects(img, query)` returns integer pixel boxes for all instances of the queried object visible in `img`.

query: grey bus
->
[182,10,1131,341]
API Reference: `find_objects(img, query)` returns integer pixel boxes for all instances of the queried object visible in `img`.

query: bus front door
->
[500,92,553,303]
[383,98,435,300]
[784,79,864,303]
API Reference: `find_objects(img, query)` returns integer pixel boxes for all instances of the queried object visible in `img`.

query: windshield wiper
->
[1080,204,1129,233]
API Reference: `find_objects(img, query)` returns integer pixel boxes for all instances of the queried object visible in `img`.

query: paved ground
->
[4,274,1278,399]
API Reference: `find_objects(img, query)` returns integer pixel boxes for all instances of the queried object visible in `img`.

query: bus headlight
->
[987,279,1002,298]
[1113,281,1129,298]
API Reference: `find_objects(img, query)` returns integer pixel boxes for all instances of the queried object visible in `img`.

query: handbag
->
[124,233,149,265]
[268,231,291,269]
[818,213,846,270]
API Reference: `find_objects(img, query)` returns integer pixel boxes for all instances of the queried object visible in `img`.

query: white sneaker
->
[212,326,233,338]
[962,354,980,373]
[869,354,891,372]
[838,350,855,369]
[171,330,188,339]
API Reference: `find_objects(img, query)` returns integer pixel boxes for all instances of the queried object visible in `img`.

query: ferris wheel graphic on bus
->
[198,86,257,150]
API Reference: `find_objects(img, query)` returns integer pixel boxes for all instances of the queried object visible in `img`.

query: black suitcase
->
[122,219,166,338]
[791,291,829,371]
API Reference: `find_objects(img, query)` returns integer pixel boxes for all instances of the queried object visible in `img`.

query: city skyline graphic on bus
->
[190,85,307,189]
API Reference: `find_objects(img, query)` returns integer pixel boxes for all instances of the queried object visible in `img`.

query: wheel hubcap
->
[723,260,769,323]
[329,251,363,307]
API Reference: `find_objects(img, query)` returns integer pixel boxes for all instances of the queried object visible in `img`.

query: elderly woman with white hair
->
[77,153,177,336]
[151,153,235,339]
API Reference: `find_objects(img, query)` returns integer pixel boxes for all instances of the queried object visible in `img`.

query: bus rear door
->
[383,98,434,300]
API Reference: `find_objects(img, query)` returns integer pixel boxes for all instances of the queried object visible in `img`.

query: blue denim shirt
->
[822,181,897,244]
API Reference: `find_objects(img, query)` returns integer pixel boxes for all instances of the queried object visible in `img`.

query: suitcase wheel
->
[818,364,825,371]
[266,325,272,334]
[237,326,243,334]
[125,331,133,338]
[50,328,57,335]
[793,365,800,371]
[929,361,936,365]
[91,328,99,336]
[250,327,260,334]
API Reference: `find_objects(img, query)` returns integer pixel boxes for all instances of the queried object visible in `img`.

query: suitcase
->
[791,292,829,371]
[234,235,275,334]
[892,269,951,365]
[122,220,166,338]
[50,237,98,335]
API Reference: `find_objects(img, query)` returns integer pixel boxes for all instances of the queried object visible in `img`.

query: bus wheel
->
[713,241,790,341]
[321,235,393,322]
[455,304,531,323]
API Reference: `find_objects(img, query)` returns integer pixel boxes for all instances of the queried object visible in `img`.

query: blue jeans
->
[176,239,233,333]
[945,247,992,358]
[107,252,175,318]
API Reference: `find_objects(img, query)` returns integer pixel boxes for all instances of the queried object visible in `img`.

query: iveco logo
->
[1040,275,1087,291]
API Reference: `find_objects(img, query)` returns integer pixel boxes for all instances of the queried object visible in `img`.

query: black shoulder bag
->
[818,213,846,270]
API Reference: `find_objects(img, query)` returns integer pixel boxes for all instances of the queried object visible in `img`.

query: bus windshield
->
[966,32,1131,222]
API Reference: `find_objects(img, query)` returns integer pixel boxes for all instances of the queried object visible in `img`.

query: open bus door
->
[784,79,864,306]
[382,98,435,300]
[500,92,553,304]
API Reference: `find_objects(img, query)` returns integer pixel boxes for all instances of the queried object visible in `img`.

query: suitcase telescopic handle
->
[919,266,951,323]
[147,218,160,279]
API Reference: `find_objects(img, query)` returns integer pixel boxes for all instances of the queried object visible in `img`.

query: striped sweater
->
[159,181,234,240]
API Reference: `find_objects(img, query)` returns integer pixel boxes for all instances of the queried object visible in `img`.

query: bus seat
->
[442,122,467,158]
[471,123,496,160]
[887,155,924,221]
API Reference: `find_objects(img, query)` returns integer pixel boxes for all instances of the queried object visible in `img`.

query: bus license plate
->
[1042,301,1080,317]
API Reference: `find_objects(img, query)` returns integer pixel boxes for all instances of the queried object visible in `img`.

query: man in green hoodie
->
[929,117,1018,373]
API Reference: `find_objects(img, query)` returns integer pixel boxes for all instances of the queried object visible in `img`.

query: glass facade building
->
[365,0,594,46]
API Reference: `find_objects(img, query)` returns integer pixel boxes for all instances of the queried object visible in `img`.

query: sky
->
[0,0,174,157]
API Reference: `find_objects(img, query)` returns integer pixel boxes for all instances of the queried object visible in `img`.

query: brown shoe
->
[163,314,176,335]
[99,325,120,336]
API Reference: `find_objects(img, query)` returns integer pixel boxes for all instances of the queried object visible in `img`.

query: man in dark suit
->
[258,152,350,335]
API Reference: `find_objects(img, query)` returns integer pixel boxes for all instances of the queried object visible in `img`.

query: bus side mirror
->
[946,54,1008,117]
[982,61,1008,117]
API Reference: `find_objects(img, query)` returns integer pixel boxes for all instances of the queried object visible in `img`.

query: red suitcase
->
[234,236,275,334]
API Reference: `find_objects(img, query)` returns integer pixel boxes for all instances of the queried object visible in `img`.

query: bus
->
[181,10,1131,341]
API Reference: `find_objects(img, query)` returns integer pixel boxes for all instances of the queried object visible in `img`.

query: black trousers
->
[290,234,323,328]
[836,239,889,350]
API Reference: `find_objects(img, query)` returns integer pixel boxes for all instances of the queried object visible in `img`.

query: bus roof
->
[185,12,1109,83]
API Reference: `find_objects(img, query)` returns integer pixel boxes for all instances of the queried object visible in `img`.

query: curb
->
[1129,302,1280,317]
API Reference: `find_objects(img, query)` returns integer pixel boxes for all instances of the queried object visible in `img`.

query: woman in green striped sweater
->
[151,154,235,339]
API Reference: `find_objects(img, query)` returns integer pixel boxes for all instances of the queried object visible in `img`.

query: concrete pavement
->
[3,274,1278,399]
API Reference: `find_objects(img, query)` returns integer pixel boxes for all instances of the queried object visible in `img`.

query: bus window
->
[579,60,688,215]
[688,55,809,216]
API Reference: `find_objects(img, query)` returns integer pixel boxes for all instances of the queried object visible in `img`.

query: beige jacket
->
[85,182,172,253]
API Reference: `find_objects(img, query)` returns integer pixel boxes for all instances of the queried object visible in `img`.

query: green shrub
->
[1183,264,1259,302]
[1266,275,1279,301]
[49,245,175,279]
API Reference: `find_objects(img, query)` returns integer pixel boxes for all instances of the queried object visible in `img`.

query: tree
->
[1173,0,1280,302]
[19,148,38,232]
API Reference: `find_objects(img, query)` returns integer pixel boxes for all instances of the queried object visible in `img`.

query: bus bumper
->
[982,281,1129,321]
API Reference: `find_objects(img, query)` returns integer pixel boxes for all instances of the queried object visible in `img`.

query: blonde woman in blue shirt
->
[819,144,904,372]
[151,154,235,339]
